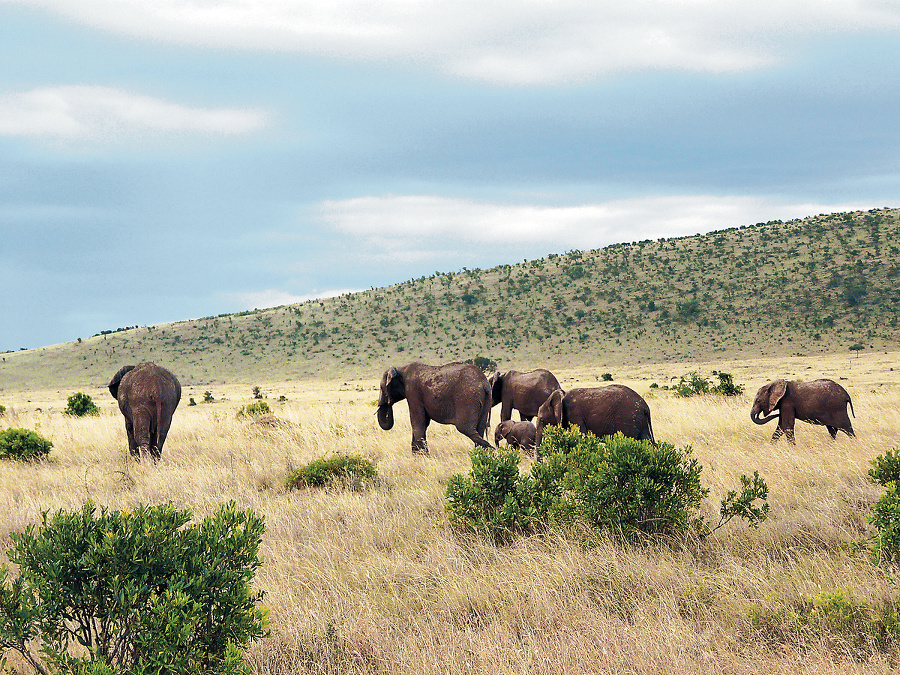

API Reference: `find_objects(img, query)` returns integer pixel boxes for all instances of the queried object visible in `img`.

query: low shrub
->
[0,403,6,416]
[0,428,53,461]
[238,401,271,418]
[673,372,711,397]
[712,372,744,396]
[286,454,378,491]
[446,425,769,543]
[0,501,268,674]
[63,392,100,417]
[868,448,900,563]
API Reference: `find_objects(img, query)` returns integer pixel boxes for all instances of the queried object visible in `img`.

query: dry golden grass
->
[2,352,900,673]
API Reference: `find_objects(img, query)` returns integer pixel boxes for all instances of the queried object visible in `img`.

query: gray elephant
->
[494,419,537,453]
[535,385,655,456]
[109,362,182,460]
[750,378,855,444]
[377,361,493,454]
[490,369,561,422]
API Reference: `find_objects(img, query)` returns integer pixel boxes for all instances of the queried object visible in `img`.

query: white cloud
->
[318,193,876,260]
[0,86,267,140]
[6,0,900,83]
[227,287,363,311]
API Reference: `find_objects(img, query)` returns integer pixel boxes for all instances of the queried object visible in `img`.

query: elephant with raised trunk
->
[377,362,493,454]
[750,378,855,444]
[494,419,537,453]
[490,369,561,422]
[109,362,182,460]
[535,385,655,458]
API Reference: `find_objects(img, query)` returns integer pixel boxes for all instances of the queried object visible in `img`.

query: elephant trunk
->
[751,407,778,425]
[377,404,394,430]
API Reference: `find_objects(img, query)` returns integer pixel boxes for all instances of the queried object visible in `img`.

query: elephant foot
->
[412,443,429,456]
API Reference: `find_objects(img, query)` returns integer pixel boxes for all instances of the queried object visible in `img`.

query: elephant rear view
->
[376,361,493,454]
[535,385,655,456]
[109,362,182,460]
[490,369,561,422]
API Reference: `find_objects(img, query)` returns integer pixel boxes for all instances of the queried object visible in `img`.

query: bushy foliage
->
[0,428,52,461]
[712,372,744,396]
[0,501,268,675]
[445,446,539,543]
[869,448,900,487]
[286,454,378,491]
[466,356,498,372]
[63,392,100,417]
[446,426,769,543]
[237,401,271,417]
[867,449,900,564]
[748,587,900,653]
[0,404,6,416]
[673,372,711,397]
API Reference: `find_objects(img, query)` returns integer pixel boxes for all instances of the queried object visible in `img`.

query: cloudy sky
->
[2,1,898,351]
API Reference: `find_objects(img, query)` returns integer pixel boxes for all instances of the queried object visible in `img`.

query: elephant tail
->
[478,385,492,444]
[848,395,855,419]
[645,416,657,447]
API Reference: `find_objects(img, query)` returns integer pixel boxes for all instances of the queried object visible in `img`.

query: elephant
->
[494,419,537,453]
[376,361,493,454]
[750,378,855,444]
[490,369,561,422]
[535,385,655,456]
[109,362,182,460]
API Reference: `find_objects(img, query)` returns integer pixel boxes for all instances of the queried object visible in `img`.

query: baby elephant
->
[750,378,855,444]
[494,419,537,453]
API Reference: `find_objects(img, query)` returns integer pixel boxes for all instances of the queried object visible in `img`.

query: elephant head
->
[493,419,514,447]
[750,379,786,425]
[377,366,406,430]
[534,389,565,446]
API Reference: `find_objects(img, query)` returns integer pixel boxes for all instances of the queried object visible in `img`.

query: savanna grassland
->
[3,351,900,674]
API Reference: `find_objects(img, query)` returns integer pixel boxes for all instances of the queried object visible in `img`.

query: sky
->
[2,1,899,352]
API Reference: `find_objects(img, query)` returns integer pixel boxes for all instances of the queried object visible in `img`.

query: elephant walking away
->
[750,378,855,444]
[377,362,493,454]
[535,385,655,456]
[490,369,561,422]
[494,419,537,453]
[109,362,182,460]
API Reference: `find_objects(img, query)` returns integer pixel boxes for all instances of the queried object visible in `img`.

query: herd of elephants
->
[108,360,856,460]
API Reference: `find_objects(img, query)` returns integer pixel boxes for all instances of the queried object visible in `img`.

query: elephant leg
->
[521,413,533,423]
[780,409,796,445]
[770,426,783,443]
[410,411,430,455]
[153,413,174,460]
[457,423,493,448]
[125,419,139,458]
[826,425,838,439]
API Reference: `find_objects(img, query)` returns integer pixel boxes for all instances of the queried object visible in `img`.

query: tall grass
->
[1,359,899,673]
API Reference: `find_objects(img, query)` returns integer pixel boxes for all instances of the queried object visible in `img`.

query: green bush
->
[286,454,378,491]
[712,372,744,396]
[673,372,711,397]
[445,426,769,543]
[237,401,271,417]
[0,404,6,416]
[63,392,100,417]
[445,446,539,543]
[870,448,900,486]
[601,373,613,381]
[0,501,268,675]
[0,428,53,461]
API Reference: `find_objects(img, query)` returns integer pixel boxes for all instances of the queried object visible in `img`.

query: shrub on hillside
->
[63,392,100,417]
[0,428,52,461]
[286,454,378,491]
[0,501,268,675]
[446,426,769,543]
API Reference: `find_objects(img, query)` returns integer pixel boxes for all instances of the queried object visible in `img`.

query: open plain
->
[2,351,899,673]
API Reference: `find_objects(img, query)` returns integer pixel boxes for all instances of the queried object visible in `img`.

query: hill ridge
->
[2,206,898,390]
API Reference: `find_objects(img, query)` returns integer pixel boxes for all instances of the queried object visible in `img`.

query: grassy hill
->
[2,206,898,391]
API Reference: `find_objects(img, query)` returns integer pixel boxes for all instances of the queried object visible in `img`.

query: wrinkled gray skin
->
[494,419,537,453]
[109,362,182,460]
[377,362,493,454]
[750,378,855,444]
[535,385,655,458]
[490,369,561,422]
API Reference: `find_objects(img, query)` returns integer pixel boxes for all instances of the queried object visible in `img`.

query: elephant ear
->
[767,380,788,413]
[490,372,504,405]
[550,389,565,426]
[108,365,135,399]
[385,366,405,402]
